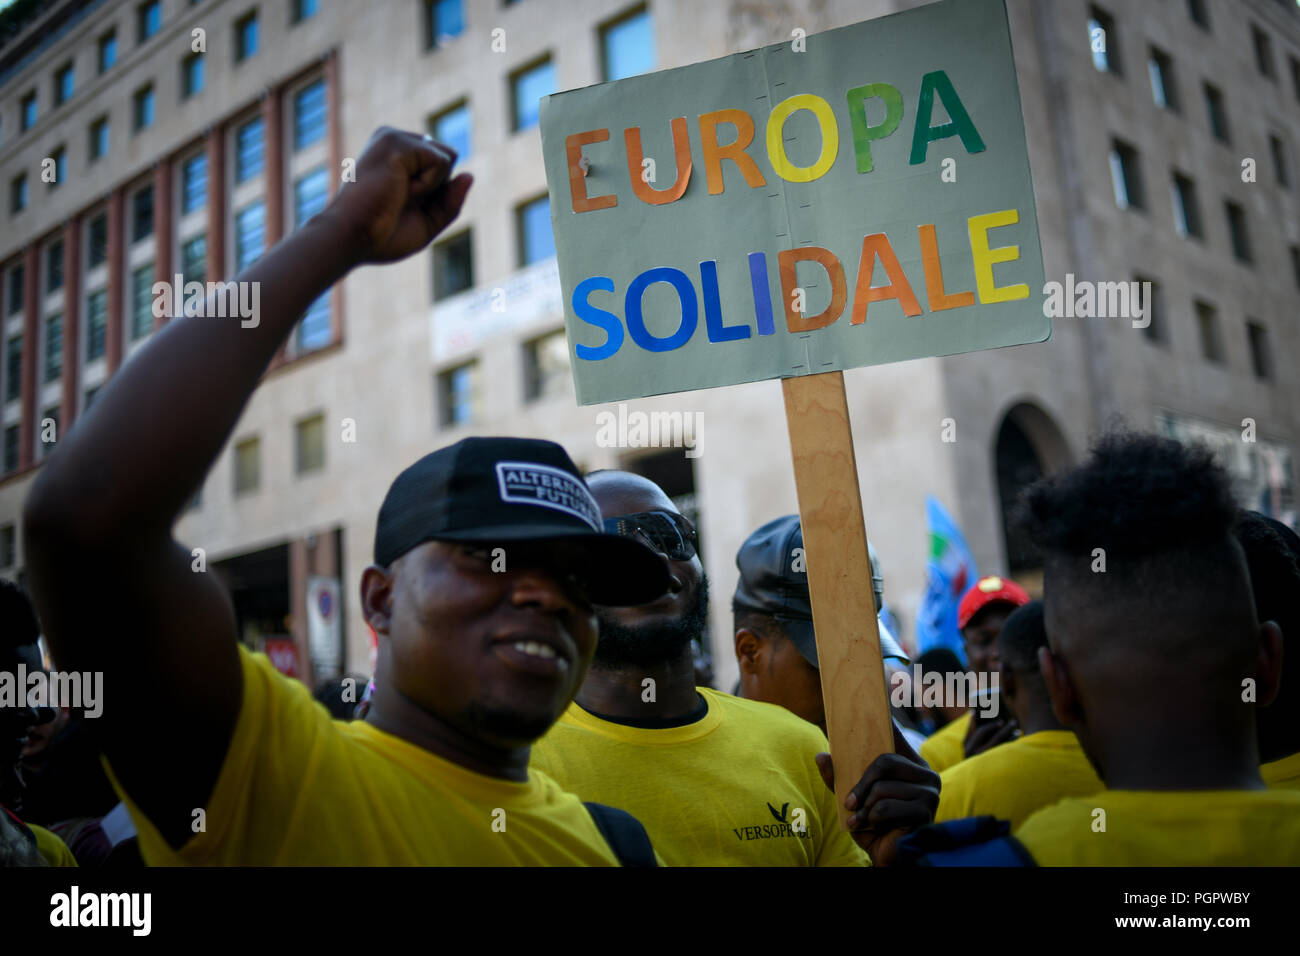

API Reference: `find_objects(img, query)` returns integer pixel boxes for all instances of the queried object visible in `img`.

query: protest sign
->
[541,0,1046,827]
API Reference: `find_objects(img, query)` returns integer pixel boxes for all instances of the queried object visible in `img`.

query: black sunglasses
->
[603,510,699,561]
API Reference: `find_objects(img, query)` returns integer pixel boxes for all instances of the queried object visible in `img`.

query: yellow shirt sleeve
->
[30,824,78,867]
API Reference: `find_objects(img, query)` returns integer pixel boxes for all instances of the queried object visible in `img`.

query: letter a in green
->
[909,70,986,165]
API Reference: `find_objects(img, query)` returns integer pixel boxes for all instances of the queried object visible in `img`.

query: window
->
[295,413,325,474]
[133,84,155,131]
[1187,0,1209,29]
[1252,25,1274,80]
[511,58,555,132]
[234,437,260,495]
[235,117,264,182]
[6,265,23,315]
[138,0,162,42]
[1147,48,1177,111]
[438,362,478,427]
[523,329,570,401]
[294,168,331,350]
[89,115,109,160]
[1225,201,1251,264]
[1292,56,1300,103]
[39,405,58,457]
[132,185,154,242]
[5,337,21,402]
[1270,135,1290,189]
[236,202,266,271]
[182,153,208,214]
[1195,300,1222,363]
[1203,83,1228,143]
[601,7,655,82]
[88,214,108,268]
[432,230,473,300]
[44,314,62,382]
[1133,276,1162,344]
[49,146,66,189]
[11,174,27,214]
[46,241,63,292]
[1292,245,1300,290]
[1247,321,1271,380]
[235,12,259,62]
[1171,172,1201,239]
[86,290,108,360]
[292,0,319,23]
[1108,140,1144,210]
[293,79,327,151]
[98,31,117,73]
[20,91,36,132]
[517,195,555,265]
[182,52,204,98]
[54,62,74,107]
[429,102,471,160]
[0,524,13,565]
[131,263,155,340]
[3,426,18,473]
[424,0,465,49]
[181,235,206,287]
[1087,7,1120,75]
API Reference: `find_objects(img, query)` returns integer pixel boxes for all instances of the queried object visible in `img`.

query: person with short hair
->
[1011,433,1300,865]
[1234,511,1300,789]
[0,580,77,867]
[531,473,940,866]
[918,576,1029,773]
[934,601,1102,828]
[730,515,919,747]
[22,129,669,866]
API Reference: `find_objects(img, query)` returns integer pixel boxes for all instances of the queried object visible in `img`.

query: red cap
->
[958,576,1031,630]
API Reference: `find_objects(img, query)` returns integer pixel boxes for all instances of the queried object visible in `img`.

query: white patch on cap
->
[495,462,601,530]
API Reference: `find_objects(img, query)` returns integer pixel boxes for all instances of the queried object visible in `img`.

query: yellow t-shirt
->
[936,729,1102,829]
[1261,751,1300,790]
[1015,789,1300,865]
[30,824,78,867]
[530,689,868,866]
[107,646,632,866]
[919,711,971,774]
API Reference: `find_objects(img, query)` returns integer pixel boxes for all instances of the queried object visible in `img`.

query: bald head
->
[586,470,677,519]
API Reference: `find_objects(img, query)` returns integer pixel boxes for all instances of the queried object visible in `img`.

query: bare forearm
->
[25,213,359,543]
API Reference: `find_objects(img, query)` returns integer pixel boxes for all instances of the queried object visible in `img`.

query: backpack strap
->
[583,802,658,867]
[894,815,1037,867]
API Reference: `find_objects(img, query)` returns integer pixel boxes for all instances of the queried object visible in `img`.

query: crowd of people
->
[4,128,1297,867]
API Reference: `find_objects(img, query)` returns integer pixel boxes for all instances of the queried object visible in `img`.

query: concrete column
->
[152,157,173,329]
[60,217,81,433]
[205,125,226,281]
[105,187,125,374]
[263,89,284,246]
[18,245,39,470]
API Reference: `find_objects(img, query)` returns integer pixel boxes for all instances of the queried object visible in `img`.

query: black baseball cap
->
[733,515,907,668]
[374,437,670,606]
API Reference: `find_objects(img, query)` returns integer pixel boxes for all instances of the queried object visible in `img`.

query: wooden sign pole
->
[782,370,894,830]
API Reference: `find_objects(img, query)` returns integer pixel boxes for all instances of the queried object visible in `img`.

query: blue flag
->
[915,496,977,663]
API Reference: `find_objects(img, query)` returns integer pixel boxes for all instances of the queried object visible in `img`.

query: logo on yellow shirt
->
[733,802,811,842]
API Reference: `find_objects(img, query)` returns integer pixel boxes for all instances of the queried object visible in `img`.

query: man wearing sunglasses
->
[531,470,940,865]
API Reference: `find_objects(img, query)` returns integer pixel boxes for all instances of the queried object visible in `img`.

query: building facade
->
[1,0,1295,693]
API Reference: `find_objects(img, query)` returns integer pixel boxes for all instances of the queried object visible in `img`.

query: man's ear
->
[1256,620,1284,708]
[734,628,764,676]
[1039,645,1082,727]
[360,564,396,637]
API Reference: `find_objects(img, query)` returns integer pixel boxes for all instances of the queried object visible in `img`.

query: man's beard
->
[593,575,710,669]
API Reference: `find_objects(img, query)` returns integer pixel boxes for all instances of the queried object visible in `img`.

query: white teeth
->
[512,641,557,659]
